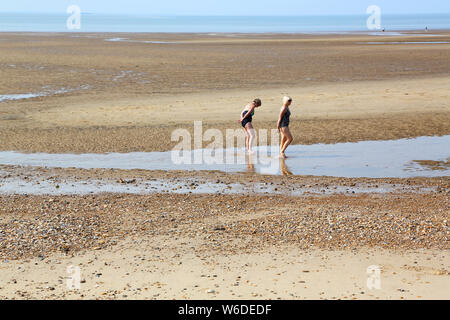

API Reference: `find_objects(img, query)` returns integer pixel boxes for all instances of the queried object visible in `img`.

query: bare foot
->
[247,150,255,155]
[280,153,287,159]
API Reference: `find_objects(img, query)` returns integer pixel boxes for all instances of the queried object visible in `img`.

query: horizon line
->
[1,12,450,17]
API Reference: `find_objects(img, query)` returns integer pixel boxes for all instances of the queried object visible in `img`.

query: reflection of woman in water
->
[239,98,262,154]
[277,96,293,158]
[246,154,255,173]
[279,157,293,176]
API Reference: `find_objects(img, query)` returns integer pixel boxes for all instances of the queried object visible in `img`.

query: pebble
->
[0,175,447,262]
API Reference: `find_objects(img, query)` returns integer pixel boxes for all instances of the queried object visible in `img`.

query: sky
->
[1,0,450,15]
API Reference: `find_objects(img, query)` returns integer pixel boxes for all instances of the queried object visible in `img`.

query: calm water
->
[0,13,449,33]
[0,136,448,178]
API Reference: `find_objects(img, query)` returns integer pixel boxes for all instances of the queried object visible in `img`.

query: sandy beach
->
[0,32,449,300]
[1,32,450,152]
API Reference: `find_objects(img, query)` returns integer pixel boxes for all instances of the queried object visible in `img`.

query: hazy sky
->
[2,0,450,15]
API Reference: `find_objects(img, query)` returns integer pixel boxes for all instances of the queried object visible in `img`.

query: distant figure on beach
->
[239,98,262,154]
[277,96,293,158]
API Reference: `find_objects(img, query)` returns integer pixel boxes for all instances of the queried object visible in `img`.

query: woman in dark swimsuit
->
[239,98,262,154]
[277,96,293,158]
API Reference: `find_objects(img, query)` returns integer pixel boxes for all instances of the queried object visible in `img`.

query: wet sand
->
[0,32,449,300]
[0,32,449,153]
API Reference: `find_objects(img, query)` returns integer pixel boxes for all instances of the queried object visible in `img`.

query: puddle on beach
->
[0,176,436,196]
[0,93,44,102]
[366,32,443,37]
[360,41,450,45]
[0,136,448,178]
[105,38,180,44]
[0,86,89,103]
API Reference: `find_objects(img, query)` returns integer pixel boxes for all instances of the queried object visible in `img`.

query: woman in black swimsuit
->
[277,96,293,158]
[239,98,262,154]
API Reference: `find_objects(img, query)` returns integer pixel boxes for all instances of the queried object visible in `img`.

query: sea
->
[0,13,449,33]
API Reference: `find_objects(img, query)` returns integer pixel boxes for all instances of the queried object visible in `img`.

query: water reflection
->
[280,157,293,176]
[246,154,255,173]
[0,135,448,178]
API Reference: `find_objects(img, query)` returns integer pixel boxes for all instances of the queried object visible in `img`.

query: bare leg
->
[280,132,287,157]
[280,127,293,157]
[242,127,249,152]
[245,123,256,154]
